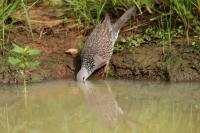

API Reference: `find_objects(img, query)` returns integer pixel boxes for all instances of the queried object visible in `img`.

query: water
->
[0,80,200,133]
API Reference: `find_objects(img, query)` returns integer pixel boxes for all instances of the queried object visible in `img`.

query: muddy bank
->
[1,4,200,84]
[1,34,200,83]
[110,45,200,81]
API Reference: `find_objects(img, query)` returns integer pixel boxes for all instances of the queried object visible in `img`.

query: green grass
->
[62,0,199,26]
[62,0,200,45]
[63,0,108,25]
[0,0,20,54]
[1,0,200,52]
[0,0,33,54]
[62,0,145,25]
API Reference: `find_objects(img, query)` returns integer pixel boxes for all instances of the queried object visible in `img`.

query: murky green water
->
[0,80,200,133]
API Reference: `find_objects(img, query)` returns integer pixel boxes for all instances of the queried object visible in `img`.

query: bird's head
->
[76,67,91,82]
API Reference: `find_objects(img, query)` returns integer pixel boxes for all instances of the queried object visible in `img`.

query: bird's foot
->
[102,65,110,79]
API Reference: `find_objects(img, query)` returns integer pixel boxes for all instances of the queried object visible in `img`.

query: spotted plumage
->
[77,7,136,81]
[82,56,95,73]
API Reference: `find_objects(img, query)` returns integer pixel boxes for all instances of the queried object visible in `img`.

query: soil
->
[111,45,200,81]
[1,4,200,84]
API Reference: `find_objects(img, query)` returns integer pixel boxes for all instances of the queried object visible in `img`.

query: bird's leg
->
[97,65,108,79]
[93,55,108,79]
[105,64,110,79]
[97,66,105,79]
[101,63,110,79]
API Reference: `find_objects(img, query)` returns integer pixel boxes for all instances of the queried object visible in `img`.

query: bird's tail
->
[113,7,136,32]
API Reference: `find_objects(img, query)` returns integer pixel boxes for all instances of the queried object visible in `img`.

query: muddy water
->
[0,80,200,133]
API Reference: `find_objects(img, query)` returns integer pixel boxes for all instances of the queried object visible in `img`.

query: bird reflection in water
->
[78,80,141,129]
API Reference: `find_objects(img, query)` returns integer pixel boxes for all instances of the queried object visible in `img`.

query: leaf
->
[29,61,40,68]
[20,0,34,38]
[8,57,21,65]
[19,64,25,68]
[143,0,154,8]
[27,49,40,56]
[12,43,24,53]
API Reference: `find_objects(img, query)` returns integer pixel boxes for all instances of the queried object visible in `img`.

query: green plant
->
[114,35,145,53]
[8,43,40,106]
[171,0,192,44]
[163,0,200,44]
[113,43,126,53]
[43,0,64,5]
[63,0,150,26]
[8,43,40,81]
[107,69,113,77]
[126,36,144,47]
[63,0,107,26]
[145,24,185,51]
[20,0,34,38]
[0,0,33,54]
[51,0,200,41]
[0,0,20,54]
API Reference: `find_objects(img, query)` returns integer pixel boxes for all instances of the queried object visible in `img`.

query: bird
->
[76,7,136,82]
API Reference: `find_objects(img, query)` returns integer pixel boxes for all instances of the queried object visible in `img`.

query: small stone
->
[65,48,79,55]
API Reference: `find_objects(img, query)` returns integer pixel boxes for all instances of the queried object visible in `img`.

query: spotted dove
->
[77,7,136,81]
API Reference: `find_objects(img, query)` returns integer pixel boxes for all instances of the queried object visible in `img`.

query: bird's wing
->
[82,14,113,59]
[93,55,107,70]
